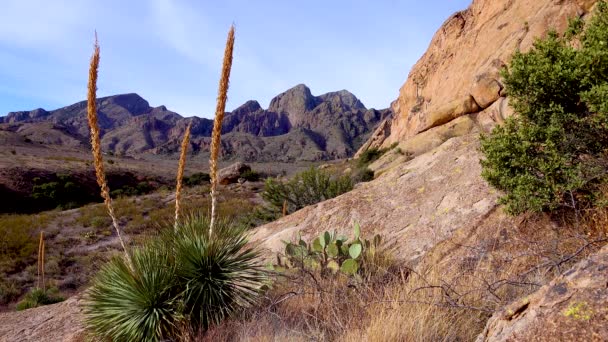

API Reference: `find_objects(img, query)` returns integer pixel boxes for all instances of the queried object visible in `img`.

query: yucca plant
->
[85,245,181,341]
[84,25,266,340]
[167,214,266,332]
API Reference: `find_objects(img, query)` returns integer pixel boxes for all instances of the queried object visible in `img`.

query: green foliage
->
[110,181,155,198]
[0,215,39,272]
[167,215,266,331]
[480,2,608,214]
[84,214,266,340]
[352,167,375,183]
[262,167,353,216]
[183,172,211,187]
[240,169,261,182]
[273,224,384,278]
[357,148,387,167]
[16,287,64,311]
[85,244,180,341]
[0,279,20,305]
[31,175,97,210]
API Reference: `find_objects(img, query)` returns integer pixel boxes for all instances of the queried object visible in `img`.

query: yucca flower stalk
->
[86,33,133,269]
[175,122,192,231]
[209,25,235,235]
[37,231,45,290]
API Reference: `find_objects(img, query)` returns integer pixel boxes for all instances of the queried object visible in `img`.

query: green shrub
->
[240,169,260,182]
[357,148,386,166]
[0,279,20,305]
[0,215,38,272]
[352,167,375,183]
[480,2,608,214]
[262,167,353,216]
[16,287,64,311]
[183,172,211,187]
[84,215,266,340]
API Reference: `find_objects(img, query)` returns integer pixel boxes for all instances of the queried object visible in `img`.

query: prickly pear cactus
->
[273,222,383,278]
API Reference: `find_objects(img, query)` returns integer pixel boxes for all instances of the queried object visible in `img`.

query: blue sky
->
[0,0,470,118]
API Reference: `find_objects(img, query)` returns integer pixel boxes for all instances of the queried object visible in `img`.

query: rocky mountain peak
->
[268,84,319,122]
[318,90,366,112]
[98,93,150,116]
[232,100,263,117]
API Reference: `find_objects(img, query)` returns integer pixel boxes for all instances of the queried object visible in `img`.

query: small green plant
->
[262,167,353,217]
[240,169,261,182]
[183,172,211,187]
[352,167,375,183]
[16,287,64,311]
[357,148,387,166]
[273,223,383,278]
[0,279,20,305]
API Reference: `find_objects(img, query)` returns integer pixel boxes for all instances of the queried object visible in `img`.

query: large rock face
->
[252,133,500,262]
[365,0,598,151]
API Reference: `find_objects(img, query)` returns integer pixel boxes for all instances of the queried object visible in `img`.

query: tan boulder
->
[218,162,251,185]
[471,74,503,109]
[472,97,515,132]
[423,95,480,133]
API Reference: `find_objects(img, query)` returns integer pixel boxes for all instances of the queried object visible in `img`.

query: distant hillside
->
[0,85,391,162]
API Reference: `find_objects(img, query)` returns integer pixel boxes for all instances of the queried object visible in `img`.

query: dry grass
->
[175,122,192,230]
[209,25,235,234]
[85,33,132,268]
[194,204,608,342]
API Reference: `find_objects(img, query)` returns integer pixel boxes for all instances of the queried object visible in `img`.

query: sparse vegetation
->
[183,172,211,186]
[240,169,261,182]
[15,287,64,311]
[357,147,387,167]
[481,2,608,214]
[261,167,353,217]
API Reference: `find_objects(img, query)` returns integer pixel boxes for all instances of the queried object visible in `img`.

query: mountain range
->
[0,84,391,162]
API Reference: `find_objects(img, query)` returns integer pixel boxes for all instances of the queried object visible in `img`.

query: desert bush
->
[262,167,353,216]
[183,172,211,186]
[481,2,608,214]
[351,167,375,183]
[357,147,387,166]
[240,169,260,182]
[16,287,64,311]
[31,175,98,210]
[0,215,38,272]
[85,215,266,340]
[0,279,20,305]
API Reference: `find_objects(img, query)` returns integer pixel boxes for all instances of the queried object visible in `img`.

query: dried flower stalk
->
[37,231,44,289]
[175,122,192,231]
[209,25,235,235]
[86,33,133,269]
